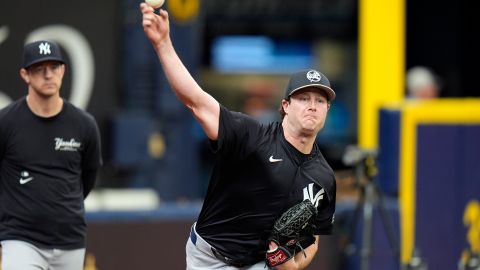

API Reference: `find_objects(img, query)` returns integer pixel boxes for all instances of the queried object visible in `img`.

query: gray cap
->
[22,40,65,68]
[285,69,336,101]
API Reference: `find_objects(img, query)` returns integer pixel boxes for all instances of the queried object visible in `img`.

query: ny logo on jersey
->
[303,183,324,208]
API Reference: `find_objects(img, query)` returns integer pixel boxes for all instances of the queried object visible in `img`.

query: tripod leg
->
[373,182,400,260]
[342,167,367,269]
[350,182,366,243]
[360,182,375,270]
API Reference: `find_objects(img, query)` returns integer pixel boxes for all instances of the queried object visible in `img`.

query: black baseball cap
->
[22,40,65,69]
[285,69,336,101]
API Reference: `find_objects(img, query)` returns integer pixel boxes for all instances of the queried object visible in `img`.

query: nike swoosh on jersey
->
[19,177,34,185]
[269,155,283,163]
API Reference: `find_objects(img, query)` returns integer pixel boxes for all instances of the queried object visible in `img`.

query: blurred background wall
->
[0,0,479,269]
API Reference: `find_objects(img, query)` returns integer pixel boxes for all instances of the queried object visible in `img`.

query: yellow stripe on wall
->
[400,103,417,264]
[359,0,405,149]
[399,99,480,263]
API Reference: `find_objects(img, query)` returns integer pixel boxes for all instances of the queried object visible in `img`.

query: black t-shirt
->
[0,97,102,249]
[196,105,336,263]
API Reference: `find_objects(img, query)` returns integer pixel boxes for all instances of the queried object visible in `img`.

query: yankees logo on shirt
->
[303,183,325,208]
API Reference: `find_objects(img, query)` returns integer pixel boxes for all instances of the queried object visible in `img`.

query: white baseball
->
[145,0,164,9]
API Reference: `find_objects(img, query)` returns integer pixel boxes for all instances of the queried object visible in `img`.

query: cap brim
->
[288,84,336,101]
[24,57,64,69]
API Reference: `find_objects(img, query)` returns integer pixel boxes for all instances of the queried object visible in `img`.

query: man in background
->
[0,40,102,270]
[406,66,441,99]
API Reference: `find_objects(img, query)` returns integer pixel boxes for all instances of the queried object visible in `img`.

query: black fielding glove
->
[265,200,317,267]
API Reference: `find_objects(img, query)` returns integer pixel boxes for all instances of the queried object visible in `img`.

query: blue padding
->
[458,126,480,200]
[416,125,480,270]
[378,109,401,195]
[110,113,154,167]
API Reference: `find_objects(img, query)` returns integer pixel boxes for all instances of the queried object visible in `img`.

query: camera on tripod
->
[341,145,400,270]
[342,145,379,181]
[341,145,429,270]
[342,145,378,167]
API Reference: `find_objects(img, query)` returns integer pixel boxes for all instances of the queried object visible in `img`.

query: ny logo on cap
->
[306,70,321,82]
[38,42,52,55]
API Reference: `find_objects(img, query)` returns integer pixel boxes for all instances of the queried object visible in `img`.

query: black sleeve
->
[314,179,336,235]
[0,125,4,163]
[81,114,102,198]
[82,168,98,198]
[82,114,102,169]
[0,109,7,161]
[214,105,263,160]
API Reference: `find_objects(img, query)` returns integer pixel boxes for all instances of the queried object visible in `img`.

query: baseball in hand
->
[145,0,164,9]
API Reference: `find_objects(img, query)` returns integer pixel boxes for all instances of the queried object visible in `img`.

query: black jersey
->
[196,105,336,263]
[0,97,102,249]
